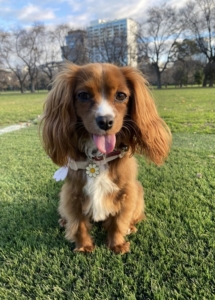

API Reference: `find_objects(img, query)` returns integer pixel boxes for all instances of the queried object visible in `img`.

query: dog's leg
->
[73,218,95,253]
[62,216,94,252]
[104,183,144,254]
[103,194,134,254]
[128,181,145,234]
[59,182,95,253]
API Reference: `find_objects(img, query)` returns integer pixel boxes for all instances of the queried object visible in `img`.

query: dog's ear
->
[41,63,80,166]
[121,66,171,165]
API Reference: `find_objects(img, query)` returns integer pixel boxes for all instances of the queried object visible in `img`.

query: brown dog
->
[41,63,171,254]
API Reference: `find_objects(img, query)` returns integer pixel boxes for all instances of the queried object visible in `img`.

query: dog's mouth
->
[93,134,116,154]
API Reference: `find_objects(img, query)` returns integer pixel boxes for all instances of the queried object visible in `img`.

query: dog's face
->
[74,64,130,153]
[42,63,171,166]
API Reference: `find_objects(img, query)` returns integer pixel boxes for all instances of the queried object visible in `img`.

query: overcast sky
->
[0,0,188,30]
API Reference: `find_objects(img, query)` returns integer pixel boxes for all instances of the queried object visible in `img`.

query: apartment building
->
[86,18,138,66]
[62,29,88,64]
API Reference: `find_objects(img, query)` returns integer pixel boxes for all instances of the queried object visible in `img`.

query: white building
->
[86,18,138,66]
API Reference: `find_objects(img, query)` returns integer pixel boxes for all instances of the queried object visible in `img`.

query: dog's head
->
[41,63,171,166]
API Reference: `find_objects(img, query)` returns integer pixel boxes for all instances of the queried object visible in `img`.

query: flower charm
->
[86,163,100,177]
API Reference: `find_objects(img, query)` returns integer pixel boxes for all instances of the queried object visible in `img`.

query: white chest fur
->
[83,165,119,221]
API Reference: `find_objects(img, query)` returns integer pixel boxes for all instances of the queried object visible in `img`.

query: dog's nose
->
[96,115,114,131]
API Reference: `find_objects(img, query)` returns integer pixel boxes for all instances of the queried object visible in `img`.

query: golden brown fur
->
[41,62,171,254]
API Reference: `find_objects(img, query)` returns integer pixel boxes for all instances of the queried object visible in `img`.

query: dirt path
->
[0,124,27,135]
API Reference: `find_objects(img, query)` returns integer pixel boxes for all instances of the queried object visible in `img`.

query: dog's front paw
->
[110,242,130,254]
[58,218,67,228]
[127,225,137,235]
[74,244,95,253]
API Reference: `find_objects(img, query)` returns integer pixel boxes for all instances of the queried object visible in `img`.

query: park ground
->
[0,88,215,299]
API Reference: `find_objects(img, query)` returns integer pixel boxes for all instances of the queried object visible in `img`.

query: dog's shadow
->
[1,179,66,252]
[1,179,109,254]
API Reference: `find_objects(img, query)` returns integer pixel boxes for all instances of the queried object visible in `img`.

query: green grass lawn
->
[0,91,46,127]
[0,88,214,133]
[153,88,215,134]
[0,89,215,299]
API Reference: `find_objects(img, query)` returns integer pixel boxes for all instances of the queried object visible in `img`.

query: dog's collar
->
[53,147,128,182]
[68,149,124,170]
[92,150,121,161]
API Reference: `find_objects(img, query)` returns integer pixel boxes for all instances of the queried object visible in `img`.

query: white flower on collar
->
[86,163,100,177]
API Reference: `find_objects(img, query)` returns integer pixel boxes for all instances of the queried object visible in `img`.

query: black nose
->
[96,115,114,131]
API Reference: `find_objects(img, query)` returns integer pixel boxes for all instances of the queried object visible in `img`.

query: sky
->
[0,0,188,30]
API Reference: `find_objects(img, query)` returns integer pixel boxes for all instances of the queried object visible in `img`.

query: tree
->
[181,0,215,86]
[0,30,28,93]
[0,69,11,90]
[174,39,201,60]
[194,70,204,85]
[49,24,71,60]
[137,4,183,88]
[39,62,60,86]
[48,25,89,65]
[172,62,188,87]
[172,39,203,86]
[14,23,45,93]
[38,29,62,85]
[203,61,215,85]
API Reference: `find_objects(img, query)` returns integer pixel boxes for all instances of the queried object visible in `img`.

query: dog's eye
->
[77,92,91,101]
[115,92,127,102]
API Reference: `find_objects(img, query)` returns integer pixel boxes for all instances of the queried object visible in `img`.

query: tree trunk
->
[153,64,162,89]
[30,80,35,93]
[20,84,24,93]
[156,71,162,89]
[18,80,24,93]
[209,73,214,87]
[202,74,207,87]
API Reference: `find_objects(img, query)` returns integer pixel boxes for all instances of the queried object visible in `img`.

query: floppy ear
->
[41,63,80,166]
[121,66,171,165]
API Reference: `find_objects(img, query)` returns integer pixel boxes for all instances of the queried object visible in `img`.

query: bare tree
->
[49,24,71,59]
[137,4,183,89]
[181,0,215,86]
[0,30,28,93]
[0,69,10,90]
[14,23,45,93]
[48,25,88,65]
[39,61,60,86]
[38,29,62,85]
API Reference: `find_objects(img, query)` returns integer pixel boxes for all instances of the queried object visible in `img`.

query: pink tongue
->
[93,134,116,154]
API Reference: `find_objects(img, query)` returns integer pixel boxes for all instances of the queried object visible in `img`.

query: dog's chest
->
[83,165,119,221]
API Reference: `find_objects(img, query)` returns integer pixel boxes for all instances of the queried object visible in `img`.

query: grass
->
[153,88,215,134]
[0,88,214,134]
[0,91,46,127]
[0,88,215,299]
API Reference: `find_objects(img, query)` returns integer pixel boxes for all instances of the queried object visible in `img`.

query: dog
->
[41,63,171,254]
